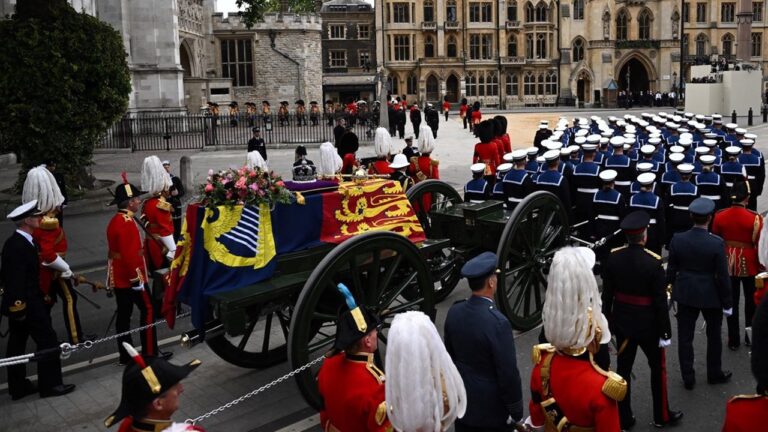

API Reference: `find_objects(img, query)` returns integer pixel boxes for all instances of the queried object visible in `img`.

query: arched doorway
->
[576,70,591,103]
[180,42,193,78]
[426,75,440,102]
[618,57,650,92]
[446,75,459,102]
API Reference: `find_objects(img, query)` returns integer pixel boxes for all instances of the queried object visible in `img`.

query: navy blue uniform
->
[445,296,524,429]
[629,191,666,254]
[666,181,699,241]
[667,227,732,385]
[739,152,765,210]
[591,188,626,263]
[571,161,601,225]
[535,170,572,219]
[695,171,728,210]
[502,169,533,209]
[464,178,490,203]
[604,154,633,196]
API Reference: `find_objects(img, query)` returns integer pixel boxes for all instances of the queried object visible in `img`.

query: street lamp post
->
[679,1,685,107]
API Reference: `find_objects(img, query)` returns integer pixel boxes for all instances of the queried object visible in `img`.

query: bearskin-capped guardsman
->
[712,180,764,351]
[105,343,204,432]
[602,211,683,429]
[338,130,360,175]
[107,176,166,364]
[722,296,768,431]
[140,156,177,273]
[317,284,391,432]
[526,247,626,431]
[472,120,501,181]
[23,165,88,344]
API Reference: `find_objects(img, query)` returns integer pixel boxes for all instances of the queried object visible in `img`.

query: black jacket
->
[667,227,732,309]
[444,295,523,427]
[602,243,672,339]
[1,232,43,319]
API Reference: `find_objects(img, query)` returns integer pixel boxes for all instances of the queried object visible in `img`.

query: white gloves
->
[723,308,733,317]
[159,235,177,262]
[44,255,72,278]
[131,283,145,292]
[658,338,672,348]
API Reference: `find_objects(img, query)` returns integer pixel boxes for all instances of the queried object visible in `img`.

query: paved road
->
[0,108,764,431]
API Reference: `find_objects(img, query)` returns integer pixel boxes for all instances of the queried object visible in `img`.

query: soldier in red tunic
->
[712,180,764,350]
[317,284,391,432]
[23,165,87,344]
[721,296,768,431]
[140,156,177,273]
[527,247,625,432]
[107,177,166,364]
[472,120,501,183]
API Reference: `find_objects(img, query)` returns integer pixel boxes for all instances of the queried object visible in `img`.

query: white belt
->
[701,195,721,200]
[748,176,756,180]
[726,182,734,187]
[614,181,631,186]
[508,197,523,203]
[469,199,484,203]
[649,218,657,224]
[672,205,689,210]
[597,215,620,221]
[577,188,598,193]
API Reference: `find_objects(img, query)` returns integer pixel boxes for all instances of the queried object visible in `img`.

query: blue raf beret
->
[461,251,499,280]
[689,197,715,216]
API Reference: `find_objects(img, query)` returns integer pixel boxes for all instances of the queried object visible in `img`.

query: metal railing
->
[97,112,378,151]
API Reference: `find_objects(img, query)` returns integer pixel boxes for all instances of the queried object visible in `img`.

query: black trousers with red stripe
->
[114,288,157,363]
[615,330,671,425]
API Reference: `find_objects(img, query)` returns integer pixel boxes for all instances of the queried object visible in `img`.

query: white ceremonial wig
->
[418,124,436,154]
[246,151,269,171]
[374,127,392,157]
[141,155,172,195]
[21,165,65,213]
[318,141,342,176]
[542,247,611,351]
[385,311,466,432]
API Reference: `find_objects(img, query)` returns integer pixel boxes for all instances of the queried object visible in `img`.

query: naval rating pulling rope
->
[0,311,192,368]
[185,355,326,425]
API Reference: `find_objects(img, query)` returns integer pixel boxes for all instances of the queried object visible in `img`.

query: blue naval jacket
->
[464,178,489,203]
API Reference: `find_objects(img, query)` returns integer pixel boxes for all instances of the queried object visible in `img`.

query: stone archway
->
[426,75,440,103]
[446,74,460,103]
[180,39,195,78]
[576,70,591,103]
[616,53,656,92]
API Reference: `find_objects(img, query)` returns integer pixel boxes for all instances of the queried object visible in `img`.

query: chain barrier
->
[186,355,326,425]
[0,311,191,368]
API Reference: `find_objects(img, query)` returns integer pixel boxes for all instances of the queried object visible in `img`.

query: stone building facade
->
[320,0,377,103]
[375,0,560,107]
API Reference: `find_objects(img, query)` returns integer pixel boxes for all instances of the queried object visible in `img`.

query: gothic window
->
[470,34,493,59]
[616,9,629,41]
[393,35,412,61]
[682,2,690,22]
[469,2,493,22]
[426,75,439,100]
[424,0,435,21]
[447,36,458,57]
[535,2,548,21]
[721,2,735,22]
[696,2,706,22]
[220,39,253,87]
[388,74,400,95]
[508,0,518,20]
[407,73,417,94]
[425,36,435,57]
[722,33,734,58]
[392,2,411,23]
[752,32,762,57]
[487,71,499,96]
[754,1,764,21]
[545,70,558,95]
[572,37,585,62]
[466,71,478,96]
[537,73,545,95]
[526,33,534,58]
[682,33,689,55]
[508,35,518,56]
[478,73,485,96]
[638,9,652,40]
[524,71,536,95]
[536,33,547,58]
[525,2,535,22]
[447,0,457,22]
[573,0,584,20]
[506,73,519,96]
[696,33,708,56]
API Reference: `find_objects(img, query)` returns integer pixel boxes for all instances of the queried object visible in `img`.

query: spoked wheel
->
[288,231,435,410]
[406,180,463,302]
[496,191,569,330]
[206,302,293,368]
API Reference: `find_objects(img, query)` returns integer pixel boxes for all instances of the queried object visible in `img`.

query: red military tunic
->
[410,156,440,183]
[342,153,357,175]
[32,215,67,298]
[712,205,764,277]
[107,209,147,289]
[471,109,482,126]
[501,133,512,154]
[722,394,768,431]
[529,344,623,432]
[492,137,505,160]
[142,196,174,271]
[317,352,391,432]
[473,142,501,175]
[369,159,394,176]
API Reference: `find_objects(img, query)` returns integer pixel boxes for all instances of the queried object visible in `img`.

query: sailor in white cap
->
[695,155,727,210]
[638,145,662,174]
[659,152,684,196]
[667,163,699,241]
[2,200,76,400]
[591,169,626,264]
[491,163,513,201]
[465,163,490,203]
[738,139,765,210]
[631,162,657,194]
[628,172,666,254]
[572,142,602,226]
[721,146,747,189]
[502,150,534,209]
[605,136,633,196]
[525,146,541,174]
[534,120,554,151]
[534,150,572,215]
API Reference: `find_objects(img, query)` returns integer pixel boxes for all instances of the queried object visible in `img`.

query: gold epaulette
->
[40,215,60,230]
[375,401,388,426]
[610,245,628,253]
[430,159,439,166]
[643,248,661,260]
[590,354,627,401]
[156,198,172,212]
[729,394,766,402]
[121,213,133,222]
[532,343,555,364]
